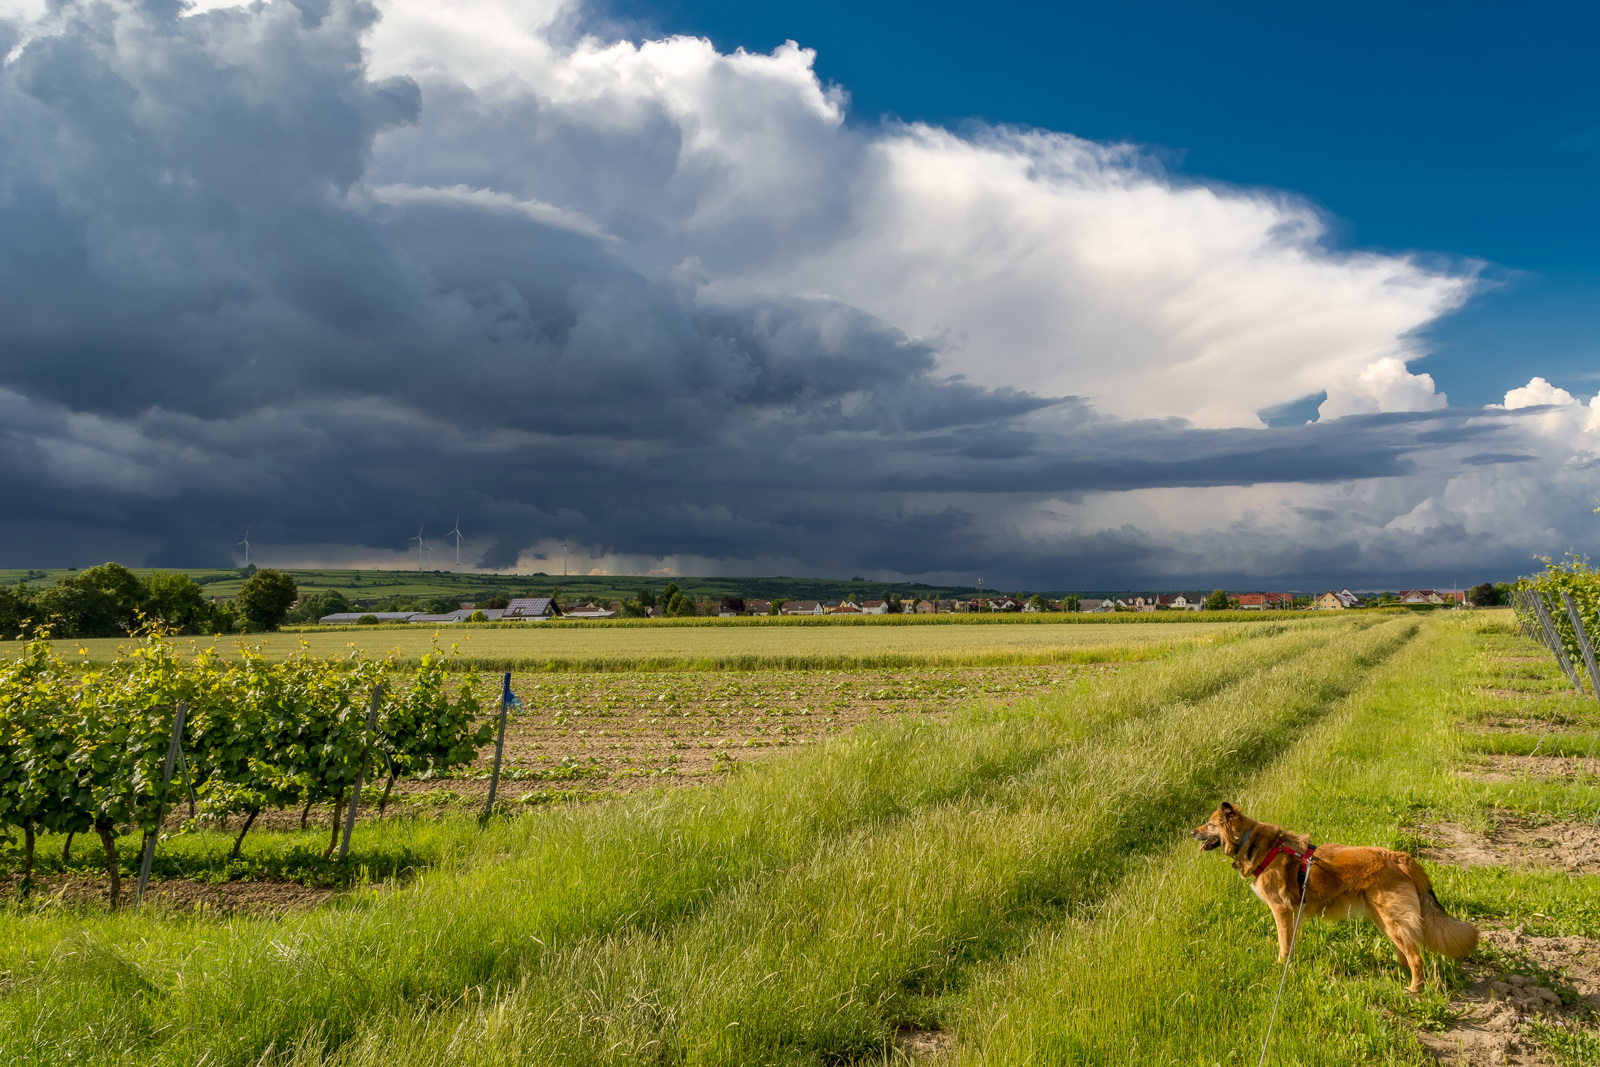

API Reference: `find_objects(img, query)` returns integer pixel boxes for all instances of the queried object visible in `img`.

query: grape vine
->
[0,632,487,906]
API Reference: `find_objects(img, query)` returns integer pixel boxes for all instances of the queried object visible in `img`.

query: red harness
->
[1250,841,1317,881]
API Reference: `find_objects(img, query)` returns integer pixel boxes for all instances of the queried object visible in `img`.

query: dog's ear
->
[1219,802,1235,817]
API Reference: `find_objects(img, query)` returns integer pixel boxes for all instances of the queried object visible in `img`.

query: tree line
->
[0,563,300,639]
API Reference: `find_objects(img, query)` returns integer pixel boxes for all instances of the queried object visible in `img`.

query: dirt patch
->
[1475,688,1578,701]
[1464,716,1594,735]
[0,872,334,914]
[1418,929,1600,1066]
[1462,755,1600,784]
[1417,818,1600,876]
[893,1026,954,1062]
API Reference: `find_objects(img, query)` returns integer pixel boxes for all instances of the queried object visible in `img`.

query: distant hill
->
[0,566,1110,607]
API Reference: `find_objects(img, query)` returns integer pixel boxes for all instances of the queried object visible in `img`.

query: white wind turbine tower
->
[235,528,251,567]
[449,516,464,567]
[409,525,426,571]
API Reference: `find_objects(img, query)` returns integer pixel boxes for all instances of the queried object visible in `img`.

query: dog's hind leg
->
[1368,887,1427,993]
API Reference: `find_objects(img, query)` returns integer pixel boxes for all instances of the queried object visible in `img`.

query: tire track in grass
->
[303,619,1413,1067]
[0,624,1356,1067]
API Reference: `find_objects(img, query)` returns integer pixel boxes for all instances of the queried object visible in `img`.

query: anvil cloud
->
[0,0,1589,587]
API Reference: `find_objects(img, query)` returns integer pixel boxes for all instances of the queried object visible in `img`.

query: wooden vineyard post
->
[1530,592,1586,692]
[339,686,382,861]
[135,701,188,908]
[483,672,511,820]
[1561,593,1600,702]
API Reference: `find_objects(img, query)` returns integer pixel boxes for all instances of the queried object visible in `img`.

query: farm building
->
[319,611,421,624]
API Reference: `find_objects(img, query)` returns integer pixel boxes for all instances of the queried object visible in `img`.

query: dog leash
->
[1255,852,1315,1067]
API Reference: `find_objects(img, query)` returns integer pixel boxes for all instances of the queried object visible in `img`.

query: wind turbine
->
[409,525,426,571]
[449,516,464,567]
[235,528,251,567]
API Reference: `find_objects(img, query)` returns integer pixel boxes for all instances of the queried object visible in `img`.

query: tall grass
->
[937,613,1596,1065]
[0,620,1363,1065]
[293,616,1414,1067]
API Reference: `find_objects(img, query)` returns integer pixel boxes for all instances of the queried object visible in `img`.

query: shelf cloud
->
[0,0,1586,586]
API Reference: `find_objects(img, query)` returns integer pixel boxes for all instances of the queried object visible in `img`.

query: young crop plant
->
[373,650,492,814]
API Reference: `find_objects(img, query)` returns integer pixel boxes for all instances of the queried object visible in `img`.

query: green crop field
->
[21,616,1293,670]
[3,610,1598,1065]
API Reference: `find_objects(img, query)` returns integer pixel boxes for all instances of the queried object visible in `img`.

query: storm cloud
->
[0,0,1587,587]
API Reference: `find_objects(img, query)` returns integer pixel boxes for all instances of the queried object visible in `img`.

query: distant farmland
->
[23,616,1297,670]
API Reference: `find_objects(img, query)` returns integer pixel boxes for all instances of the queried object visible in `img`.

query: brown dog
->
[1193,803,1478,991]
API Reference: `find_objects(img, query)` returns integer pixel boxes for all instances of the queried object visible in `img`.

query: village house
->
[502,597,561,620]
[1399,589,1466,606]
[781,600,824,615]
[563,602,616,619]
[1235,592,1293,610]
[1315,589,1364,610]
[745,599,772,616]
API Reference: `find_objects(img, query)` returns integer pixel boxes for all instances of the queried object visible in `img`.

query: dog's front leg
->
[1268,901,1299,961]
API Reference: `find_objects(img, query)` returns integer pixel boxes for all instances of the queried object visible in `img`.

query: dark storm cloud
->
[0,1,1552,585]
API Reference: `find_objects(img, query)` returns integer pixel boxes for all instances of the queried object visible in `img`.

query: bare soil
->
[201,663,1114,824]
[893,1026,954,1062]
[1463,715,1594,734]
[0,872,334,914]
[1417,816,1600,876]
[1417,929,1600,1066]
[1461,755,1600,784]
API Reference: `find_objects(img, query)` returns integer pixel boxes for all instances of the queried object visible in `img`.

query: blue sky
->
[0,0,1595,587]
[607,0,1600,408]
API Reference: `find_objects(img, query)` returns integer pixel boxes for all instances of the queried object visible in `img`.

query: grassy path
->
[943,614,1600,1065]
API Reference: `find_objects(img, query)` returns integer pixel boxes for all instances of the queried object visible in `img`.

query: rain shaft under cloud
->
[0,0,1589,586]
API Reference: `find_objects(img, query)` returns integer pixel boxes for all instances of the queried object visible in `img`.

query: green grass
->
[2,613,1594,1065]
[16,617,1326,670]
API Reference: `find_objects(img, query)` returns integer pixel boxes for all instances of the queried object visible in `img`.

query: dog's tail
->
[1403,854,1479,957]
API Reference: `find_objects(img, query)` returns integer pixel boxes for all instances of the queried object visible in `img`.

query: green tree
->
[636,588,658,609]
[1026,594,1049,612]
[142,571,219,633]
[1063,595,1080,613]
[1467,582,1502,607]
[769,599,784,615]
[1202,589,1229,611]
[0,585,37,639]
[285,590,352,625]
[235,569,299,632]
[36,562,146,637]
